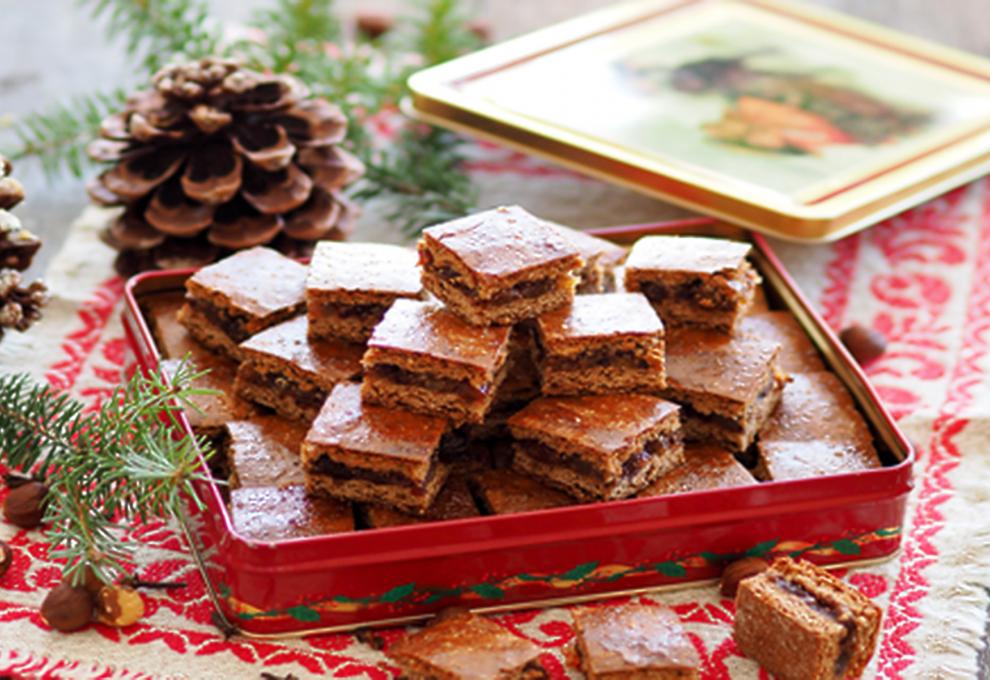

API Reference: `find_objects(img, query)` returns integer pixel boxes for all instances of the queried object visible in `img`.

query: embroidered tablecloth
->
[1,141,989,679]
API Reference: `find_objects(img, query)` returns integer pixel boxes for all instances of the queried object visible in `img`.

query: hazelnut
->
[720,557,770,598]
[3,481,48,529]
[95,585,145,627]
[0,539,12,579]
[40,582,94,632]
[839,324,887,365]
[467,20,493,43]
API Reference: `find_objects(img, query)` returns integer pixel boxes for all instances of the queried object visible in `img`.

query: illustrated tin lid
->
[408,0,990,242]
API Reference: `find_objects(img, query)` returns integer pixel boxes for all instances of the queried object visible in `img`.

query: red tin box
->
[122,219,913,638]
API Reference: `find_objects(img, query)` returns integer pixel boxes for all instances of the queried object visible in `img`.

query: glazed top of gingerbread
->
[574,603,700,674]
[665,328,780,403]
[421,205,581,279]
[537,292,663,345]
[738,311,824,373]
[306,241,422,297]
[230,485,354,541]
[508,394,679,455]
[388,610,542,678]
[759,372,871,444]
[549,221,627,265]
[625,235,751,275]
[367,299,511,372]
[239,315,364,381]
[471,468,573,514]
[186,246,307,318]
[305,383,447,462]
[226,416,309,489]
[639,444,754,496]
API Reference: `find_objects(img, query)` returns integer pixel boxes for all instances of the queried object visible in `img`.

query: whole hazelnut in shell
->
[3,481,48,529]
[720,557,770,598]
[40,582,94,632]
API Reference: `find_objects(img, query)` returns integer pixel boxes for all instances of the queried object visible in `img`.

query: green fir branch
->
[80,0,221,74]
[394,0,483,67]
[355,127,477,237]
[6,89,127,179]
[0,361,216,586]
[246,0,341,74]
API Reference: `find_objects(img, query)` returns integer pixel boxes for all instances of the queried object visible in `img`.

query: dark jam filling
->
[546,347,651,371]
[369,364,484,401]
[436,265,557,304]
[192,298,252,343]
[520,430,680,483]
[773,577,856,677]
[311,454,438,497]
[240,364,326,410]
[320,301,389,320]
[639,279,736,312]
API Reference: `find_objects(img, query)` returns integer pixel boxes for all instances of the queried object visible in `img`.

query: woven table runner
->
[1,142,988,679]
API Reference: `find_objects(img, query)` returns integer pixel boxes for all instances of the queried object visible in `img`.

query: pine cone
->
[0,155,47,341]
[87,58,365,276]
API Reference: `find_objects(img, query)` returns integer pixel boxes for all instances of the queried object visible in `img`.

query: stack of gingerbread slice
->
[148,202,883,539]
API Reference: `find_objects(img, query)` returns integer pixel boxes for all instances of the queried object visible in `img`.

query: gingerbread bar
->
[469,468,575,515]
[418,206,582,326]
[302,382,450,515]
[624,235,759,332]
[755,372,880,481]
[734,557,882,680]
[178,246,307,358]
[306,241,422,343]
[362,299,512,425]
[226,416,308,489]
[739,311,825,373]
[229,485,354,542]
[664,328,785,452]
[160,352,257,444]
[388,609,547,680]
[535,292,665,396]
[639,444,755,497]
[550,222,628,294]
[360,476,479,528]
[235,315,363,421]
[507,394,683,502]
[573,603,700,680]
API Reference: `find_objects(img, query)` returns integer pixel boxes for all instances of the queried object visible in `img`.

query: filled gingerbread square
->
[507,394,683,502]
[387,609,548,680]
[301,382,450,515]
[360,476,479,528]
[178,246,307,358]
[572,603,700,680]
[225,415,308,490]
[534,292,665,396]
[235,315,363,421]
[755,372,880,481]
[362,299,512,425]
[624,235,759,332]
[469,468,575,515]
[734,557,882,680]
[664,328,785,452]
[306,241,422,343]
[550,221,627,294]
[638,443,755,497]
[229,484,354,542]
[418,205,583,326]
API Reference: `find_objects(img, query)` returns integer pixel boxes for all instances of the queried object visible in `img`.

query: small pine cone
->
[0,269,48,340]
[87,57,365,276]
[0,156,42,272]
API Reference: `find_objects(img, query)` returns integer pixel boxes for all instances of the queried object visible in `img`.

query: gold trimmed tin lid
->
[408,0,990,242]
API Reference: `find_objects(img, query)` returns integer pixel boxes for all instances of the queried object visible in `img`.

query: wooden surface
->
[1,0,989,278]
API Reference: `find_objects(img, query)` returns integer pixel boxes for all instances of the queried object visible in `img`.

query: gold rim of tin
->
[407,0,990,242]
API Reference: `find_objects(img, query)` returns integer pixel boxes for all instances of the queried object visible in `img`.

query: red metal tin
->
[121,219,913,637]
